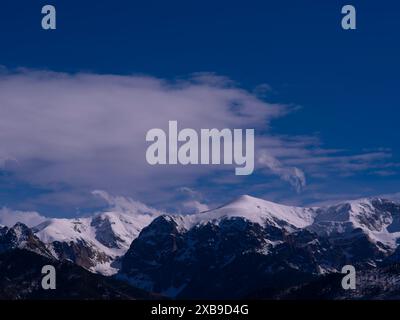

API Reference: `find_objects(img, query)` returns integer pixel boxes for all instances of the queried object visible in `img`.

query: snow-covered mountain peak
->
[310,197,400,250]
[7,193,400,279]
[146,194,317,234]
[10,222,32,241]
[315,197,393,231]
[90,210,156,250]
[197,194,316,229]
[34,209,156,245]
[0,223,54,258]
[34,218,90,243]
[32,208,159,275]
[228,194,261,204]
[153,195,400,247]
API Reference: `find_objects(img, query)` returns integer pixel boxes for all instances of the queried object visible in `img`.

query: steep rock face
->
[49,239,112,271]
[0,249,158,300]
[119,195,400,298]
[0,223,159,299]
[274,263,400,300]
[120,214,323,298]
[0,222,54,259]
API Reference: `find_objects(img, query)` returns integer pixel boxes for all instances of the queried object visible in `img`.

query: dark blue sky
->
[0,0,399,215]
[1,1,398,148]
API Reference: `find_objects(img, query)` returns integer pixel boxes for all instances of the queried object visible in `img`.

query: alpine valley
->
[2,194,400,299]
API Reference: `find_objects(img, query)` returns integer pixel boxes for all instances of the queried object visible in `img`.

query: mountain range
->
[2,194,400,299]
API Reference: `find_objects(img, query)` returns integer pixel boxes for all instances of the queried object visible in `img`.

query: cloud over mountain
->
[0,69,396,213]
[0,207,47,227]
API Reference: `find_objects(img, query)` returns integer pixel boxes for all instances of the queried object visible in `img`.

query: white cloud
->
[175,187,209,213]
[0,207,47,228]
[0,69,288,208]
[92,190,163,216]
[0,69,397,212]
[180,200,209,214]
[377,192,400,202]
[0,190,162,228]
[257,150,306,193]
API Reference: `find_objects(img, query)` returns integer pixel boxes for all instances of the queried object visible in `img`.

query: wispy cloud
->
[0,207,47,227]
[174,187,209,213]
[257,150,306,193]
[92,190,163,216]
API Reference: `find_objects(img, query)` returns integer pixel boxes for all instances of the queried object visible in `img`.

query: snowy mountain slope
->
[3,193,400,299]
[200,195,317,229]
[119,195,400,298]
[309,198,400,252]
[5,193,400,283]
[33,209,159,275]
[127,195,400,259]
[149,195,318,235]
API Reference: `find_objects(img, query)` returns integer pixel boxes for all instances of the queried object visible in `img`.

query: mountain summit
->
[2,194,400,299]
[200,194,316,229]
[33,208,158,274]
[119,195,400,298]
